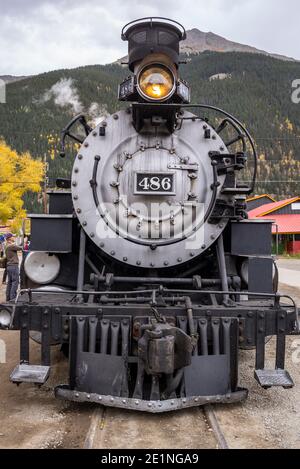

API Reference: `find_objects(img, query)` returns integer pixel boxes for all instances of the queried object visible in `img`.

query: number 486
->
[139,176,172,191]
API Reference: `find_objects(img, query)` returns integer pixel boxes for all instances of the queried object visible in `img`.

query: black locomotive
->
[0,18,298,413]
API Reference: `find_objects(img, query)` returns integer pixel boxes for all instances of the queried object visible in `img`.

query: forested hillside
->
[0,51,299,212]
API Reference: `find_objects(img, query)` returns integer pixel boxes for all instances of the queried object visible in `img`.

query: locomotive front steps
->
[254,369,294,389]
[10,364,50,385]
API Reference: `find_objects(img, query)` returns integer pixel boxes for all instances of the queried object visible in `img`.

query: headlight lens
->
[24,252,61,285]
[0,309,11,329]
[138,64,175,101]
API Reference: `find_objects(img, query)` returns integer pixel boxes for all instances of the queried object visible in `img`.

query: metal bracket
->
[167,163,199,171]
[209,151,247,175]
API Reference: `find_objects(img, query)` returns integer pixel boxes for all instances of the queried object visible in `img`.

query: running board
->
[254,369,294,389]
[10,364,50,384]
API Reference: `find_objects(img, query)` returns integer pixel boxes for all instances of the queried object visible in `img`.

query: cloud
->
[0,0,299,75]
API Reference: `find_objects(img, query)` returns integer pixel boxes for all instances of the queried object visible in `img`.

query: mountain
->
[0,51,300,213]
[117,29,296,64]
[0,75,28,84]
[182,29,295,62]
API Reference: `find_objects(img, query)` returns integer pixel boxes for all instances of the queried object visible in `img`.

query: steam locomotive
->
[0,18,298,413]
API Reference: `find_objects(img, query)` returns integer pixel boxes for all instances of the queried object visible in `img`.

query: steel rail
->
[203,405,229,449]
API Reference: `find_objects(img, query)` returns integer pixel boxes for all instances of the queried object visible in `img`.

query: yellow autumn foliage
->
[0,140,44,230]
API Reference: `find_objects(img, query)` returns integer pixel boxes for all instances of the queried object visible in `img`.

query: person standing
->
[1,234,7,284]
[0,235,5,257]
[5,233,22,301]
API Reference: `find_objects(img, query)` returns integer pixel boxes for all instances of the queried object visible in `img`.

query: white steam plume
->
[42,77,83,114]
[88,102,109,126]
[39,78,110,125]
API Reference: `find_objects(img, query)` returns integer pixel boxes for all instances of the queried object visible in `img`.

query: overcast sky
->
[0,0,299,75]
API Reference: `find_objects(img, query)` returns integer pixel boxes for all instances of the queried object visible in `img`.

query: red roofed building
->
[246,194,276,211]
[248,197,300,254]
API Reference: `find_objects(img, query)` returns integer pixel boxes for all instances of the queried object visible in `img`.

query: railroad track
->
[83,404,229,450]
[203,405,229,449]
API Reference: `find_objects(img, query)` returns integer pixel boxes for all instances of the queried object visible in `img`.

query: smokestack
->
[122,17,186,72]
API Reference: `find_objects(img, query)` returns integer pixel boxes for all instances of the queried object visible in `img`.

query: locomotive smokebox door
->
[71,109,229,269]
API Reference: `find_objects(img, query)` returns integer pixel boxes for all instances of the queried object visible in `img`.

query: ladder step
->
[255,369,294,389]
[10,364,50,384]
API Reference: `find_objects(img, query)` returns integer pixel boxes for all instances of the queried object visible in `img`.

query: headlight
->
[137,64,175,101]
[24,252,61,285]
[0,308,11,329]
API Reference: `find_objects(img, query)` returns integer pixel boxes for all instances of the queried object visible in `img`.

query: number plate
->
[134,172,175,195]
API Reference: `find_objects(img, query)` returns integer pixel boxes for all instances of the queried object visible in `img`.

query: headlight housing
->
[137,64,176,102]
